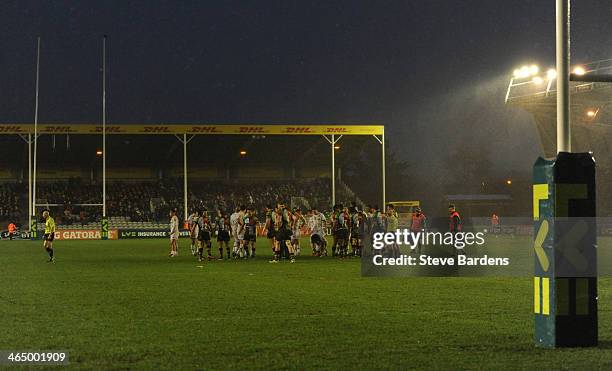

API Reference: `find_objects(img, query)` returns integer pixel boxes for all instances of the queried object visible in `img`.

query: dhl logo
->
[43,126,74,133]
[0,126,24,132]
[239,127,266,133]
[191,126,222,133]
[93,126,122,133]
[324,128,348,133]
[143,126,170,133]
[284,127,314,133]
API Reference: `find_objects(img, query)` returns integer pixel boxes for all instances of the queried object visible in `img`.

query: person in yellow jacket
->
[42,210,56,263]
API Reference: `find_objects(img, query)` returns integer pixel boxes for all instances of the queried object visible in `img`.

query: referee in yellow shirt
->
[42,210,56,262]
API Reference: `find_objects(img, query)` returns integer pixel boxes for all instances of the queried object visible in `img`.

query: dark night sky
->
[1,0,611,176]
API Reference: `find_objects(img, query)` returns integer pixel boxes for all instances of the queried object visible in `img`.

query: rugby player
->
[243,207,258,258]
[349,206,365,257]
[188,210,200,256]
[369,205,385,236]
[335,205,350,258]
[330,205,339,256]
[290,207,306,256]
[410,207,427,254]
[198,213,213,262]
[264,205,276,254]
[169,208,180,257]
[216,211,231,260]
[236,205,247,258]
[385,204,400,258]
[271,203,294,263]
[42,210,56,262]
[230,207,241,258]
[449,204,465,255]
[308,207,327,257]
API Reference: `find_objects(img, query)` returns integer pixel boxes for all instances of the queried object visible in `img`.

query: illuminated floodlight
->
[513,64,538,78]
[506,179,512,185]
[573,66,586,76]
[513,65,534,79]
[96,150,103,156]
[587,110,596,117]
[546,69,557,79]
[334,145,341,150]
[532,76,544,85]
[239,150,247,156]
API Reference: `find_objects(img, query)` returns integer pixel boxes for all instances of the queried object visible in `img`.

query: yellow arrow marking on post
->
[534,220,550,272]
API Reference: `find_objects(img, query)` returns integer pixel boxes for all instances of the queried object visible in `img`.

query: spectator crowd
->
[1,178,333,225]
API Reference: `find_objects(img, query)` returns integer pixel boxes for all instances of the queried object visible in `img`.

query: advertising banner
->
[0,124,383,135]
[118,229,190,239]
[52,229,118,240]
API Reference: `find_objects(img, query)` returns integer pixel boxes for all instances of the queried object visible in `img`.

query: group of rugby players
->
[180,201,408,263]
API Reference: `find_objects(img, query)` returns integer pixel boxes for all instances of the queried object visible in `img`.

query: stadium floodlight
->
[334,145,340,150]
[532,76,544,85]
[513,65,537,79]
[239,150,247,156]
[96,150,103,156]
[573,66,586,76]
[586,108,599,118]
[546,69,557,79]
[506,179,512,185]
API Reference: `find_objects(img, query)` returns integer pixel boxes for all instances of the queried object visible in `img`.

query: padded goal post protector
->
[533,152,597,348]
[101,217,109,240]
[30,220,37,240]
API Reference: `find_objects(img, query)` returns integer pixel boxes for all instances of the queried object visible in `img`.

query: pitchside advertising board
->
[118,229,190,239]
[52,230,119,240]
[16,229,192,240]
[0,231,31,240]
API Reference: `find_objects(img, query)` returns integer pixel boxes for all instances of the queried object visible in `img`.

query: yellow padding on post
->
[533,184,549,221]
[534,277,541,314]
[534,221,550,272]
[542,277,550,315]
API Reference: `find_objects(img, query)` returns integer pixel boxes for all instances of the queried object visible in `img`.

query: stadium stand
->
[0,183,23,226]
[14,178,336,229]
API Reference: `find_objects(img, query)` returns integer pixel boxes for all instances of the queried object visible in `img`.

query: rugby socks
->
[45,247,54,258]
[219,247,224,258]
[198,247,204,259]
[226,248,231,259]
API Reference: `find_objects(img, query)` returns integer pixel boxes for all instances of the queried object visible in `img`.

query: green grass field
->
[1,237,611,370]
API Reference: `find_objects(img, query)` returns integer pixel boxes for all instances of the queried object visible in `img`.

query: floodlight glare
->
[513,65,533,79]
[532,76,544,85]
[529,65,539,75]
[520,65,531,77]
[573,66,586,76]
[546,69,557,79]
